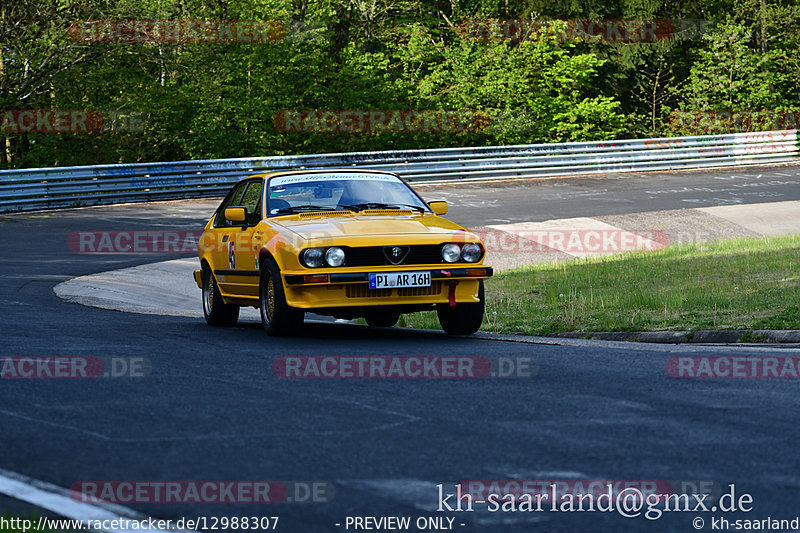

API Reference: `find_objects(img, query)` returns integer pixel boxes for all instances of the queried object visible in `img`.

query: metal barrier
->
[1,129,797,212]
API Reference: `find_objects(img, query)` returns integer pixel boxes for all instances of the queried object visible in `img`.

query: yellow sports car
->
[194,169,492,335]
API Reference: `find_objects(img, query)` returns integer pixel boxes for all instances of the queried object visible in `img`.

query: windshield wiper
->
[341,202,426,213]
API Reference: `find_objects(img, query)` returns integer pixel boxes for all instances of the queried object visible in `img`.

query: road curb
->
[544,329,800,344]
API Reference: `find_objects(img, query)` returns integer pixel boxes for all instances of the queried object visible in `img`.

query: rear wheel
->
[202,265,239,326]
[259,259,304,336]
[437,281,485,335]
[364,310,401,328]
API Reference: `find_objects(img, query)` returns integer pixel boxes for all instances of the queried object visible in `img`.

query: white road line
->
[0,469,192,533]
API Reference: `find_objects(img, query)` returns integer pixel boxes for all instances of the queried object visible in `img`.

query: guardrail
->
[1,129,797,212]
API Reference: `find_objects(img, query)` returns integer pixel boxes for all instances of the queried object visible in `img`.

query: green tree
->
[401,22,627,144]
[682,16,787,110]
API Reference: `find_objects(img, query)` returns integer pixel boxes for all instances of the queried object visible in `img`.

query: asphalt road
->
[2,164,800,533]
[417,163,800,226]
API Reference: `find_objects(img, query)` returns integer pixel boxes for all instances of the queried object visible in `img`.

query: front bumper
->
[193,265,492,310]
[282,266,492,309]
[283,266,493,285]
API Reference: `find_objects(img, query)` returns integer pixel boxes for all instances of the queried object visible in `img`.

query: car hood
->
[275,214,468,239]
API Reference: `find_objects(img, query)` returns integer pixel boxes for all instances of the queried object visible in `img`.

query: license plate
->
[369,271,431,289]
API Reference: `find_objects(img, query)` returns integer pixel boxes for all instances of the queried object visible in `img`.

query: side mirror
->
[428,201,448,215]
[224,207,247,223]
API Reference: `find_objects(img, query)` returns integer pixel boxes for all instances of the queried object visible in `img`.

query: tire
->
[364,310,401,328]
[437,281,485,335]
[202,265,239,326]
[259,258,304,336]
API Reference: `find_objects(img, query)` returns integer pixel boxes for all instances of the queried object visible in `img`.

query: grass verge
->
[400,235,800,334]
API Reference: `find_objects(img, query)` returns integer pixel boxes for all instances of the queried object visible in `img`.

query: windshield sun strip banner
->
[269,173,402,187]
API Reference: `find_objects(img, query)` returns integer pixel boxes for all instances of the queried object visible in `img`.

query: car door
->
[230,179,264,298]
[205,181,249,296]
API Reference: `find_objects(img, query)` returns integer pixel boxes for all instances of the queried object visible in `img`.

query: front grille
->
[398,281,442,296]
[345,285,392,298]
[345,245,444,267]
[345,281,442,298]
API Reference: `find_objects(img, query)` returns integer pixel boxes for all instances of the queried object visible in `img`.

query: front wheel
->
[202,265,239,326]
[259,259,304,336]
[437,281,485,335]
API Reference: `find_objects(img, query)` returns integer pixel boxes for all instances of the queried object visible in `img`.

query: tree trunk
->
[331,1,351,65]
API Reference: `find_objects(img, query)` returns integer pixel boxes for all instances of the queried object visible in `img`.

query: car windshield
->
[266,172,428,216]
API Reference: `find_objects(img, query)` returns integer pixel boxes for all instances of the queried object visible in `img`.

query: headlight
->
[325,247,345,267]
[462,243,482,262]
[442,243,461,263]
[303,248,324,268]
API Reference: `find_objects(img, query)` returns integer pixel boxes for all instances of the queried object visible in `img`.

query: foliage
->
[1,0,797,168]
